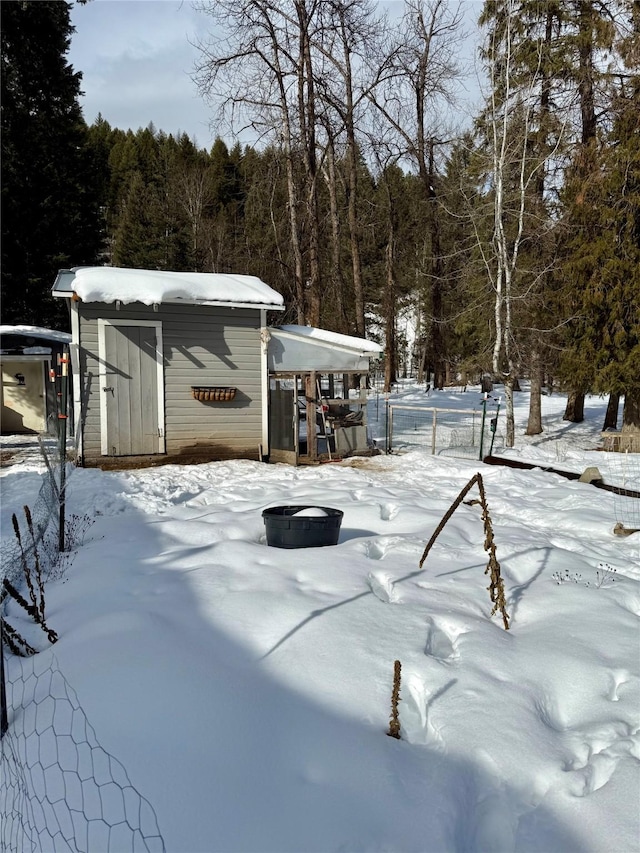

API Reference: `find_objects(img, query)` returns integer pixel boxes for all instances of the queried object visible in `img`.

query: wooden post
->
[328,373,335,399]
[305,372,317,460]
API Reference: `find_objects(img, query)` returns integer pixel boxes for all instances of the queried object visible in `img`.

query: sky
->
[68,0,214,147]
[68,0,485,152]
[1,385,639,851]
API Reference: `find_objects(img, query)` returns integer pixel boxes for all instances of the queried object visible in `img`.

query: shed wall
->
[77,302,263,461]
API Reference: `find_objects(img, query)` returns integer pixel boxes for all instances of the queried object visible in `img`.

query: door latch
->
[103,386,113,392]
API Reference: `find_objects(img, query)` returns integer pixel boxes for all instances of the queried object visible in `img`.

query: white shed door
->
[103,324,160,456]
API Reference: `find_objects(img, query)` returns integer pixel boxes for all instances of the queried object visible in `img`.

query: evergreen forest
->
[1,0,639,441]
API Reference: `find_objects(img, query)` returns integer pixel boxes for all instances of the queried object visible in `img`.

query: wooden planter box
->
[191,386,237,402]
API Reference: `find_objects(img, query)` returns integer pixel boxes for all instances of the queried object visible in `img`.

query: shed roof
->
[268,325,382,373]
[0,325,71,343]
[52,267,285,310]
[277,325,382,354]
[0,325,71,356]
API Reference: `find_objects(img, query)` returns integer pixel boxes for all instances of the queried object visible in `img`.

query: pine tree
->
[112,171,166,270]
[367,160,421,390]
[438,136,490,385]
[560,76,640,431]
[86,115,114,250]
[555,2,638,427]
[1,1,101,328]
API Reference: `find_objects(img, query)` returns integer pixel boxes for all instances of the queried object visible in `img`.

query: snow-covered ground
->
[1,385,639,852]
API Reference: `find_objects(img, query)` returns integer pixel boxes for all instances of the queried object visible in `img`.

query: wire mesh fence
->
[1,352,165,852]
[380,402,504,460]
[2,343,81,588]
[0,449,166,851]
[1,651,165,853]
[607,451,640,532]
[1,439,70,590]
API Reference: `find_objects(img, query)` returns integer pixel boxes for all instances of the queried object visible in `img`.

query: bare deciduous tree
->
[173,160,210,270]
[367,0,465,389]
[193,0,310,322]
[314,0,381,337]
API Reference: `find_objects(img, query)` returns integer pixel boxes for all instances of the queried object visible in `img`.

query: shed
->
[0,325,71,435]
[267,325,382,465]
[52,267,284,466]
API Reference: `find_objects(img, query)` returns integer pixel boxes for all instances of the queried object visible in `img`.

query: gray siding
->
[77,302,263,461]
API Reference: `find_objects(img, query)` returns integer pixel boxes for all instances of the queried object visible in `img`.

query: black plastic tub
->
[262,505,344,549]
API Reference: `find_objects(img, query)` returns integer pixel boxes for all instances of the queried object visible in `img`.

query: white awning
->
[268,325,382,373]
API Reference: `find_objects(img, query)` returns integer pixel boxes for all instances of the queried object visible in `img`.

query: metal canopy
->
[268,325,382,374]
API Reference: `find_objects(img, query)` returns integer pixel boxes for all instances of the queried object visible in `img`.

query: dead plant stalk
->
[387,660,402,739]
[419,473,510,630]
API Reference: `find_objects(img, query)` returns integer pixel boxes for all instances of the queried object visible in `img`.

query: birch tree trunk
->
[484,0,550,447]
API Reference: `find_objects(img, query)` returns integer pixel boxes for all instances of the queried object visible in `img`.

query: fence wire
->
[606,451,640,531]
[383,404,503,460]
[0,438,66,589]
[1,427,165,852]
[1,652,165,853]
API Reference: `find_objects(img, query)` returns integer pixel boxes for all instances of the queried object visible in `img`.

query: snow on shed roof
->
[52,267,284,309]
[268,325,382,373]
[0,325,71,343]
[276,325,382,354]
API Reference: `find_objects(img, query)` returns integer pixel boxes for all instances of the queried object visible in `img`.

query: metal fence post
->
[58,346,70,552]
[489,399,501,457]
[479,393,488,460]
[1,619,8,739]
[431,409,437,455]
